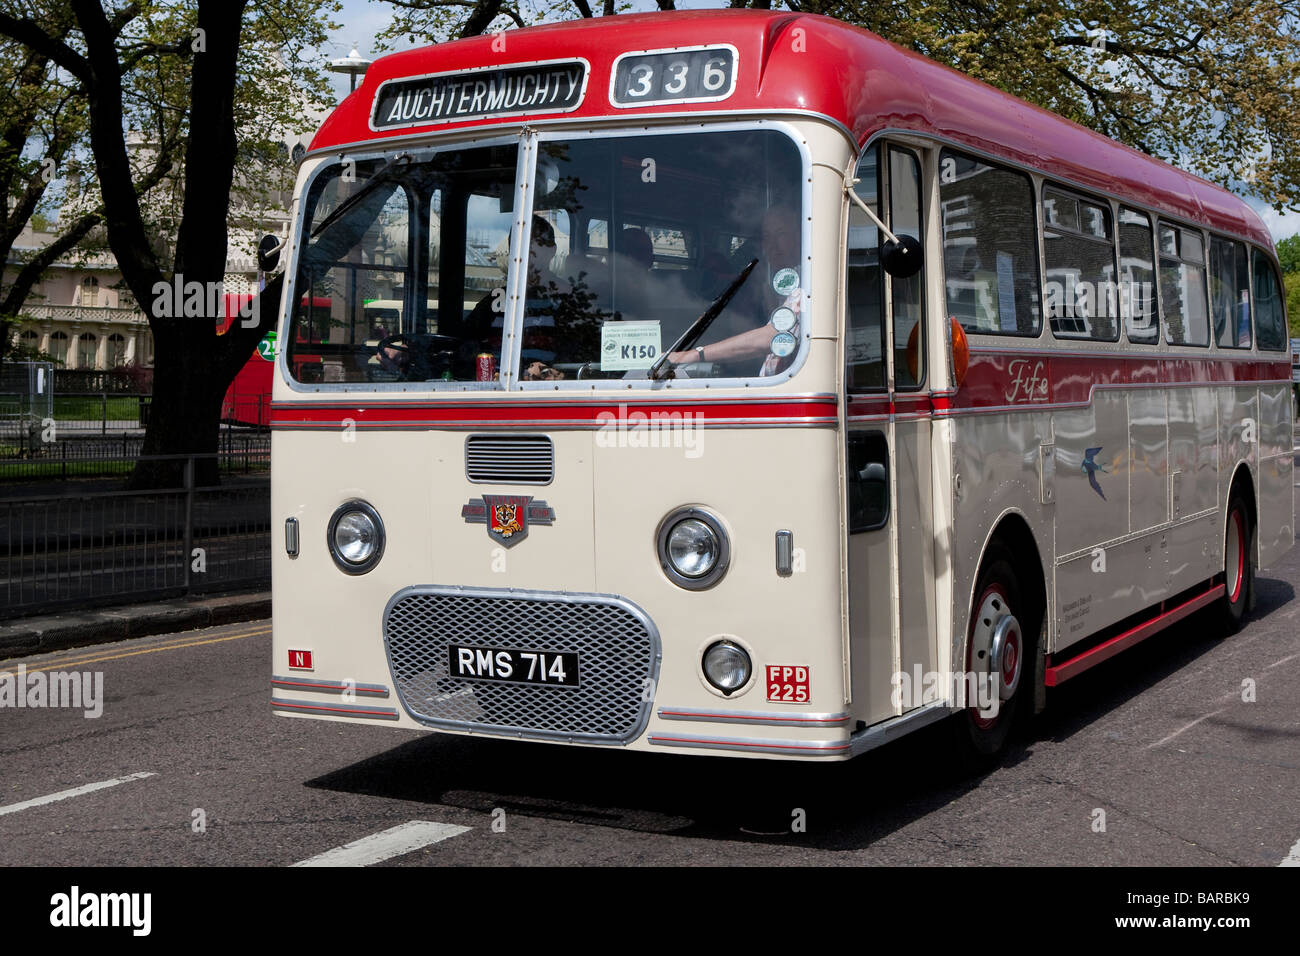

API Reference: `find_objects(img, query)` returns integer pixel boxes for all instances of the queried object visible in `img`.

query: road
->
[1,538,1298,867]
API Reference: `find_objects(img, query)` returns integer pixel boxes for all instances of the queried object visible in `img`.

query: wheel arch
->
[963,510,1050,711]
[1226,459,1257,527]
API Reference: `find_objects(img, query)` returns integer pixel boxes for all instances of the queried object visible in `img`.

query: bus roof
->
[309,9,1273,250]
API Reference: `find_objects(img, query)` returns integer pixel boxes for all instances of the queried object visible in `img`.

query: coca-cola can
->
[476,352,496,382]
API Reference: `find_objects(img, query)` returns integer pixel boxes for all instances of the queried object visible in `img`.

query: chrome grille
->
[383,586,660,744]
[465,435,554,485]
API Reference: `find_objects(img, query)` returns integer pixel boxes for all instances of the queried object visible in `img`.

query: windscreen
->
[285,129,804,387]
[520,129,803,381]
[286,146,518,384]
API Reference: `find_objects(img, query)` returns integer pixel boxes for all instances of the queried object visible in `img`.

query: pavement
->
[0,589,270,657]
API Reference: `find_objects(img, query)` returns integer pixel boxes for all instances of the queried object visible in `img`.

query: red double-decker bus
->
[218,293,328,427]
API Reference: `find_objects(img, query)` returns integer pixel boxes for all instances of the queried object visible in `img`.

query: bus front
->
[270,12,865,758]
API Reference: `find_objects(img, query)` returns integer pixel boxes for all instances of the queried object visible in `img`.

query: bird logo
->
[1082,446,1108,500]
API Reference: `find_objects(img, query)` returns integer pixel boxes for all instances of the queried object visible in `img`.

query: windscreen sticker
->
[770,307,796,332]
[600,321,662,371]
[769,332,797,358]
[772,267,800,296]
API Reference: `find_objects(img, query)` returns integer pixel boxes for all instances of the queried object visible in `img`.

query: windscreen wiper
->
[648,258,758,381]
[310,153,412,239]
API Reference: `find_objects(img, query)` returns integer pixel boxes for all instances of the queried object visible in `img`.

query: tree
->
[1285,272,1300,336]
[0,10,100,364]
[1278,234,1300,274]
[0,0,338,487]
[376,0,1300,214]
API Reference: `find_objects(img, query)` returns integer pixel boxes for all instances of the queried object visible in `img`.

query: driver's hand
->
[378,345,408,373]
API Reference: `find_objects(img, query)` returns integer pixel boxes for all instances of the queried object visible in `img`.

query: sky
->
[323,0,1300,242]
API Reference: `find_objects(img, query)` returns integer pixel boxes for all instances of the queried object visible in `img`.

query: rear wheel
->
[951,544,1031,767]
[1219,492,1253,634]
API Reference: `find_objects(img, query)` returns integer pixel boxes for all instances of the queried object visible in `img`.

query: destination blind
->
[372,62,587,128]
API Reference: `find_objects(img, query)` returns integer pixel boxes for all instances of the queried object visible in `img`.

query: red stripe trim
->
[954,352,1290,413]
[1044,583,1225,686]
[270,678,387,696]
[657,709,851,724]
[272,699,399,718]
[271,398,839,429]
[648,734,850,751]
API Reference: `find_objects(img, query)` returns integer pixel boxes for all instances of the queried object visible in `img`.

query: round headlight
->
[327,500,385,574]
[667,519,719,578]
[703,640,751,694]
[656,507,730,590]
[334,511,377,563]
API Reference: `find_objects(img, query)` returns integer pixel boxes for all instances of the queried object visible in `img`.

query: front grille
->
[465,435,554,485]
[383,586,660,744]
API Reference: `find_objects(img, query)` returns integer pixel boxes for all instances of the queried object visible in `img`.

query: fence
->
[0,432,268,482]
[0,361,54,438]
[53,367,153,394]
[0,454,270,621]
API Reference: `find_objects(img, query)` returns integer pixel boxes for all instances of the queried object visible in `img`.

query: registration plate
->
[449,645,580,688]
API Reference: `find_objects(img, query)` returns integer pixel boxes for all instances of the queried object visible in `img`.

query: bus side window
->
[1042,187,1119,342]
[1159,223,1209,347]
[938,149,1042,337]
[847,431,890,532]
[889,147,925,388]
[846,145,885,389]
[1251,249,1287,351]
[1119,208,1158,343]
[1209,235,1252,349]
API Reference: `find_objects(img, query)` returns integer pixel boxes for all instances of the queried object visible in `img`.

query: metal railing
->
[0,453,270,620]
[0,432,268,482]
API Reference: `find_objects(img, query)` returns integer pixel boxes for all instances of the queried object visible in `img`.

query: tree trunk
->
[127,274,283,489]
[128,324,228,489]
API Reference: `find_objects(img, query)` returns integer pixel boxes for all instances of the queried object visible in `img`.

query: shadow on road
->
[1040,575,1295,744]
[305,717,1008,851]
[305,577,1294,851]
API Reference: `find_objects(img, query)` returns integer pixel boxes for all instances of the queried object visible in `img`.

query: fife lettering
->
[1005,358,1049,403]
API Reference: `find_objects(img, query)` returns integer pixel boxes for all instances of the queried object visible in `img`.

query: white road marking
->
[0,772,156,818]
[292,820,470,867]
[1148,708,1226,750]
[1281,837,1300,867]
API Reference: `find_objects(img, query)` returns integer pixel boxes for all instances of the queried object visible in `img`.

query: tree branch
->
[0,12,90,83]
[69,0,164,303]
[0,211,102,317]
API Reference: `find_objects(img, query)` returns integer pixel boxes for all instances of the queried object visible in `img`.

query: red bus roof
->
[309,9,1272,250]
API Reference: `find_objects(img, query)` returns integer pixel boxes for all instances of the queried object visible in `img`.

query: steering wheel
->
[376,332,463,379]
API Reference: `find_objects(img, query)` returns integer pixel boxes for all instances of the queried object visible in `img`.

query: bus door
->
[845,142,938,724]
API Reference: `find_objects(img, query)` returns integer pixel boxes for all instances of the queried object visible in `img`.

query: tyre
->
[951,544,1032,768]
[1219,491,1253,634]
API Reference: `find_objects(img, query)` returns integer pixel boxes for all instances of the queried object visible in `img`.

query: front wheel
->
[951,546,1031,768]
[1219,493,1253,634]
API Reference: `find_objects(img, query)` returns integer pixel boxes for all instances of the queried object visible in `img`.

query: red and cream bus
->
[269,10,1294,761]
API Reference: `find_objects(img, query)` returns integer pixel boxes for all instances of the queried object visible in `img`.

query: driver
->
[665,204,801,375]
[377,216,563,381]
